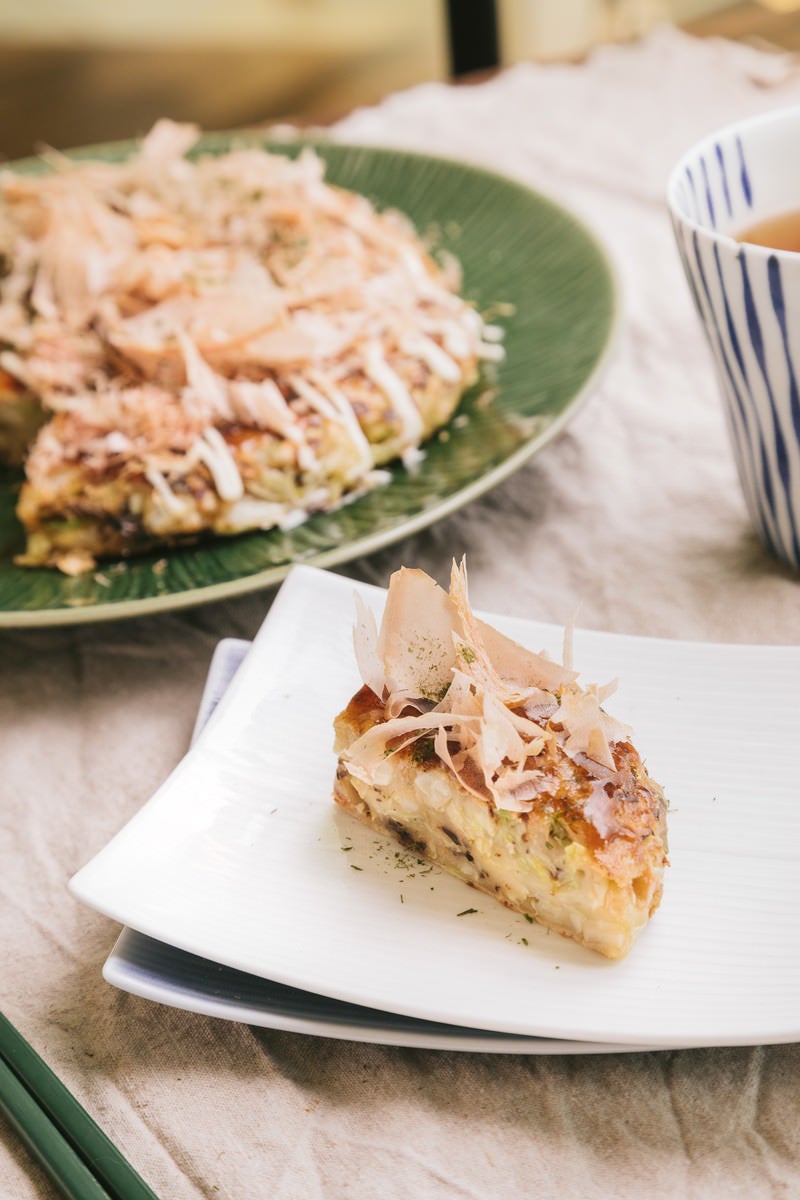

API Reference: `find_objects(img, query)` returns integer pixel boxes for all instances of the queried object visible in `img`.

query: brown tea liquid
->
[737,210,800,253]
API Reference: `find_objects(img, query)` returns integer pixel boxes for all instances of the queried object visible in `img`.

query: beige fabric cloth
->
[2,26,800,1199]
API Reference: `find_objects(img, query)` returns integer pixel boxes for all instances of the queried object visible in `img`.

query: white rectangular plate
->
[103,639,660,1054]
[71,565,800,1048]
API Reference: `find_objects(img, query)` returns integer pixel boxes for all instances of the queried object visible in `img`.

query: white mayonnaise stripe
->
[363,341,423,444]
[144,466,185,515]
[195,427,244,502]
[306,367,373,470]
[401,333,461,383]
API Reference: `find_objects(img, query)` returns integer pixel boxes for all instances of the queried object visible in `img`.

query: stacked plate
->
[70,567,800,1054]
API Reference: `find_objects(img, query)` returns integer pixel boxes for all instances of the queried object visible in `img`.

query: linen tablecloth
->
[2,26,800,1199]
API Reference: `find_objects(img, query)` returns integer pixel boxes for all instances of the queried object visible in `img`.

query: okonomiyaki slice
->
[333,564,669,960]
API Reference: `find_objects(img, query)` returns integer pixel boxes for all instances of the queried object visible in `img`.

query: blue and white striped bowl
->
[668,108,800,570]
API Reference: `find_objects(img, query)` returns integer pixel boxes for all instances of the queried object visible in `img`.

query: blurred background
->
[1,0,800,158]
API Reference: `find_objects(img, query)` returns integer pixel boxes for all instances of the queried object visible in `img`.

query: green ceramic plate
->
[0,135,618,626]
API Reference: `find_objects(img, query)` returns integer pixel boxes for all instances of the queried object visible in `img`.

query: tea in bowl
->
[668,107,800,570]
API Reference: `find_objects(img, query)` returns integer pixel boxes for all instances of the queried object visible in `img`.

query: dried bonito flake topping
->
[4,121,512,574]
[348,562,635,815]
[0,120,501,480]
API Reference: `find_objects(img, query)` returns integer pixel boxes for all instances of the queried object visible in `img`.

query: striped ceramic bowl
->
[668,108,800,570]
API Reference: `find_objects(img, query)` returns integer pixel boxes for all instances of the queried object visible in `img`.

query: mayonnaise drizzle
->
[362,341,423,445]
[192,427,244,502]
[144,466,185,515]
[401,333,461,383]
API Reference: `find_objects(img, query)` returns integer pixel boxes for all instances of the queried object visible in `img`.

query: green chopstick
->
[0,1013,159,1200]
[0,1056,112,1200]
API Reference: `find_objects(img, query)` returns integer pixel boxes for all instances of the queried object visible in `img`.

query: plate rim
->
[104,928,662,1055]
[0,134,621,628]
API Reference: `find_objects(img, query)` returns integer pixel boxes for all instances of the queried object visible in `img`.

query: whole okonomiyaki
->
[0,121,502,573]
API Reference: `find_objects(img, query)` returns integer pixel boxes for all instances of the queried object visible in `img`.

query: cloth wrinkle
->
[659,1053,693,1169]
